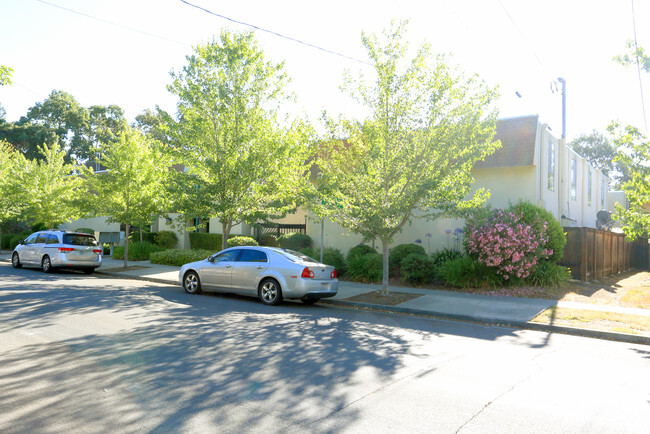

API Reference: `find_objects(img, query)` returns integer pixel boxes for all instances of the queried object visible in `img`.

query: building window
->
[570,159,577,201]
[601,180,606,209]
[587,169,591,206]
[547,141,555,191]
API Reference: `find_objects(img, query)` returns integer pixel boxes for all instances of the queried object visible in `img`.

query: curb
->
[319,299,650,346]
[5,259,649,346]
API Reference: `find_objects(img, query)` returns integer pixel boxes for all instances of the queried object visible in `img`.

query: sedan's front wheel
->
[259,278,283,306]
[11,252,22,269]
[183,271,202,294]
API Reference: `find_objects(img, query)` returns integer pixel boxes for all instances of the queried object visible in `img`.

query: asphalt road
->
[1,262,649,433]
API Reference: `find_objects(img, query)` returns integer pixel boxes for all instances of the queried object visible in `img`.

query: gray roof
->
[475,115,539,168]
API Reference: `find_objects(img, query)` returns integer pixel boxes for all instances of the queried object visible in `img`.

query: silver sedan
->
[179,246,339,305]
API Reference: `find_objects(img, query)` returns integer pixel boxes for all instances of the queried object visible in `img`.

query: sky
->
[1,0,649,142]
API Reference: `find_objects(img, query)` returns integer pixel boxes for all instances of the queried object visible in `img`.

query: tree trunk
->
[381,239,390,296]
[139,227,143,242]
[123,223,129,268]
[221,221,232,251]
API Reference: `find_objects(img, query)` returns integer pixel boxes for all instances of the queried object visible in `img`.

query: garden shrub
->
[509,200,566,263]
[9,231,32,250]
[430,248,463,267]
[258,234,278,247]
[465,208,553,281]
[346,244,376,262]
[129,231,156,244]
[438,255,504,288]
[31,222,47,232]
[75,228,95,235]
[525,260,572,287]
[189,233,223,251]
[111,242,164,261]
[150,249,214,266]
[400,253,436,284]
[301,247,347,275]
[277,233,312,250]
[389,243,426,277]
[154,231,179,249]
[226,236,259,247]
[347,252,383,283]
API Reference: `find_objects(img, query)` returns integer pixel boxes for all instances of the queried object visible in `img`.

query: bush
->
[150,249,214,267]
[129,231,156,244]
[347,252,383,283]
[189,233,223,251]
[525,260,572,287]
[258,234,278,247]
[112,242,164,261]
[301,247,347,275]
[154,231,179,249]
[227,236,259,247]
[75,227,95,235]
[277,233,312,250]
[389,243,426,277]
[400,253,436,284]
[509,200,566,263]
[438,255,504,288]
[31,222,47,232]
[9,231,32,250]
[466,208,553,281]
[347,244,376,262]
[430,248,463,267]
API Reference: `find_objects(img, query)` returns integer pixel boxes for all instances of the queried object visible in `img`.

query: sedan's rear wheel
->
[12,252,22,269]
[259,278,283,306]
[41,256,53,273]
[301,297,318,305]
[183,271,202,294]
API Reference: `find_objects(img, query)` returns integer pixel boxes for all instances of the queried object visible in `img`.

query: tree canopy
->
[314,22,500,294]
[167,30,314,250]
[569,129,631,189]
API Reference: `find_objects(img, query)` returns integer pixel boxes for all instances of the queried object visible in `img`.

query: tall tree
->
[167,30,313,250]
[17,142,84,228]
[0,140,29,243]
[0,119,58,161]
[83,127,171,267]
[614,40,650,72]
[24,90,90,163]
[611,123,650,240]
[0,65,12,86]
[314,22,499,294]
[569,130,631,189]
[134,107,171,144]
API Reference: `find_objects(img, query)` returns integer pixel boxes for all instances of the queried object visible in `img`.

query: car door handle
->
[225,265,231,268]
[256,266,263,269]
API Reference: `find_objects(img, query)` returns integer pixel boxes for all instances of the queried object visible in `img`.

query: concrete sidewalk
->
[2,253,649,345]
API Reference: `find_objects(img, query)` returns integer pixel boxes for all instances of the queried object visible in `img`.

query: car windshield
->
[272,248,319,264]
[63,234,98,246]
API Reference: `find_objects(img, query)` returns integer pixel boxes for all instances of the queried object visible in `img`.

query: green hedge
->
[154,231,179,249]
[400,253,435,284]
[300,247,347,274]
[112,242,165,261]
[258,234,278,247]
[7,231,32,250]
[150,249,214,266]
[226,236,259,247]
[389,243,426,277]
[277,233,312,251]
[188,232,243,251]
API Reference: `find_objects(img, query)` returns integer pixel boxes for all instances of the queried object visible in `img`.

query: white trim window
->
[570,159,577,201]
[547,141,555,191]
[601,179,607,209]
[587,170,592,206]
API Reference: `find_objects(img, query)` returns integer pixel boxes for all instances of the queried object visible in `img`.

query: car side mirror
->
[207,256,215,263]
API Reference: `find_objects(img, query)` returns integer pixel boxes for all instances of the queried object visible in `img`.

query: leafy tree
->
[167,30,314,250]
[0,65,12,86]
[569,130,631,189]
[24,90,90,163]
[314,22,499,294]
[16,142,84,228]
[0,140,29,243]
[83,127,171,267]
[611,123,650,240]
[614,40,650,72]
[134,107,171,144]
[0,119,59,161]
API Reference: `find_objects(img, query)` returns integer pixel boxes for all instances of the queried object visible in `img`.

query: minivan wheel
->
[41,256,53,273]
[12,253,22,269]
[259,278,283,306]
[183,271,202,294]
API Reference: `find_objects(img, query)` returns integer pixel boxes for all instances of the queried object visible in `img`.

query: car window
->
[238,249,268,263]
[213,250,240,262]
[63,234,98,246]
[25,234,38,245]
[271,248,318,263]
[35,233,48,244]
[46,234,59,244]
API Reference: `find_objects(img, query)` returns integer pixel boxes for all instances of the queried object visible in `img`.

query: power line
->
[178,0,373,66]
[36,0,190,47]
[631,0,648,132]
[496,0,546,72]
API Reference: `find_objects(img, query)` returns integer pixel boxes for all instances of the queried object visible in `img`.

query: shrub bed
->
[389,243,426,277]
[258,234,278,247]
[154,231,179,249]
[300,247,347,274]
[400,253,436,284]
[226,236,259,247]
[346,245,382,282]
[150,249,214,266]
[277,233,312,251]
[112,242,165,261]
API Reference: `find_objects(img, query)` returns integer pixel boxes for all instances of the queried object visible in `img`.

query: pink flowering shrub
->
[466,209,553,280]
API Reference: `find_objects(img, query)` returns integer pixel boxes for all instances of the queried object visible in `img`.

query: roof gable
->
[475,115,539,169]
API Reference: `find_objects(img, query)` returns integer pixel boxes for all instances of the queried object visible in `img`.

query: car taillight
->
[93,249,102,254]
[301,267,315,278]
[330,269,337,278]
[59,247,74,253]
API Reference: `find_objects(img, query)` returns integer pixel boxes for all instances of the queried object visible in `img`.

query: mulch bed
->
[345,290,423,306]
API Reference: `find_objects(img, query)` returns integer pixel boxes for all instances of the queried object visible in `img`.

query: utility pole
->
[558,77,566,140]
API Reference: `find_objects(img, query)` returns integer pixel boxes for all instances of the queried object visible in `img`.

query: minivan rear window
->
[63,234,98,246]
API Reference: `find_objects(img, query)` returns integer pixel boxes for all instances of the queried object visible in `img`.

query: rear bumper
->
[51,255,102,269]
[284,278,338,299]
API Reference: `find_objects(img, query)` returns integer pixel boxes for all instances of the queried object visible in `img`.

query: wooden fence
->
[560,227,649,281]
